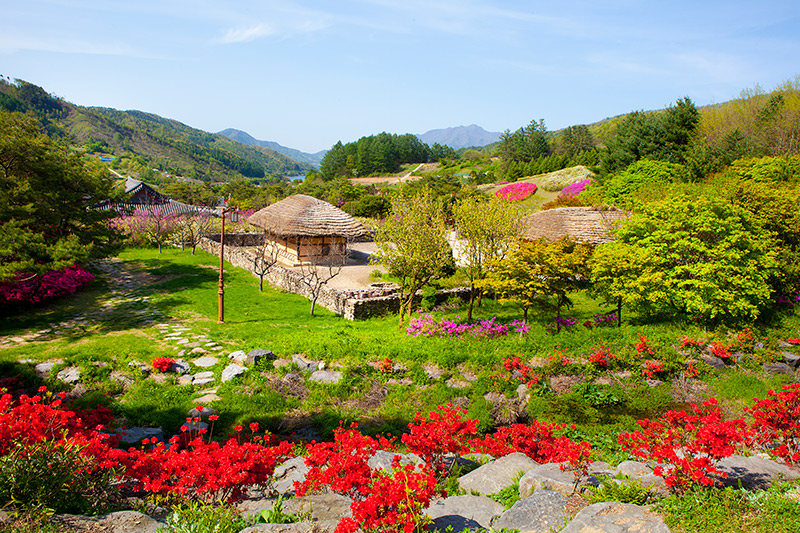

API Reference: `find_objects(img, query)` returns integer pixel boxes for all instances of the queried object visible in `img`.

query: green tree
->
[452,196,523,321]
[373,192,452,326]
[481,238,592,324]
[0,111,118,281]
[606,197,778,324]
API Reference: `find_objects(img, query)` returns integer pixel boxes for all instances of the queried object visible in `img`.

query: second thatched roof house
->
[248,194,366,266]
[521,206,629,245]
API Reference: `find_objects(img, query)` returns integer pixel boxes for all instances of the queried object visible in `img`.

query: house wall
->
[200,233,469,320]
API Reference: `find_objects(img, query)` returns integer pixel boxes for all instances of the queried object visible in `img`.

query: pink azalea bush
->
[495,182,538,201]
[559,178,595,198]
[406,313,529,339]
[0,265,95,305]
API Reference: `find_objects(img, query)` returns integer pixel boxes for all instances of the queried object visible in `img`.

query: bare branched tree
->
[174,211,215,254]
[297,236,348,316]
[251,230,282,292]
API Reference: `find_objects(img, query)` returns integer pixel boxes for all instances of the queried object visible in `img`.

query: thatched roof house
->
[521,206,629,245]
[248,194,365,266]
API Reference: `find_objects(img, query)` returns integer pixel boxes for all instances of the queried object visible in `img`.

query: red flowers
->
[495,182,538,201]
[588,345,616,367]
[151,357,175,373]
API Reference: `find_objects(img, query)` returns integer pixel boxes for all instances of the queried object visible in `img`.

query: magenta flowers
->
[406,313,529,339]
[559,178,595,198]
[0,265,95,305]
[495,182,538,201]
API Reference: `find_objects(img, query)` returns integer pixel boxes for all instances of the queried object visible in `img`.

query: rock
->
[615,461,653,478]
[194,371,215,380]
[701,354,726,370]
[188,406,218,419]
[178,374,194,385]
[169,359,191,375]
[368,450,420,471]
[0,509,8,524]
[492,490,567,533]
[109,370,135,390]
[51,510,163,533]
[782,352,800,368]
[292,354,319,371]
[763,362,794,375]
[273,456,311,494]
[716,454,800,490]
[190,347,208,355]
[193,393,222,404]
[239,520,338,533]
[247,349,276,366]
[221,363,248,382]
[56,366,81,384]
[519,463,599,497]
[459,452,540,495]
[309,370,342,384]
[229,350,247,363]
[34,360,62,379]
[425,495,504,531]
[115,427,164,445]
[283,493,353,521]
[559,501,670,533]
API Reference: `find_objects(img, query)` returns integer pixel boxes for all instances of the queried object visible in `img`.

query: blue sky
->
[1,1,798,153]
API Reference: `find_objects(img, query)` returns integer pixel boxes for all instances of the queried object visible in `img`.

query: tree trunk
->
[617,297,622,328]
[466,283,476,322]
[259,276,264,292]
[523,306,528,322]
[310,295,318,316]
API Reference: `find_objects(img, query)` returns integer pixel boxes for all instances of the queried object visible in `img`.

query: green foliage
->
[488,471,526,510]
[654,482,800,533]
[602,159,690,207]
[159,500,250,533]
[249,495,301,525]
[320,133,432,179]
[0,110,120,281]
[0,439,119,515]
[586,476,653,505]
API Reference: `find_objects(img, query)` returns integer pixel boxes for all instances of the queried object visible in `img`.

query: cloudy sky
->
[1,1,798,153]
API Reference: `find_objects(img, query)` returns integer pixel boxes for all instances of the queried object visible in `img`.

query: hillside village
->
[1,77,800,533]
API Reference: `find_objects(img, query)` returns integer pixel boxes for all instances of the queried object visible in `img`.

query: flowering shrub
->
[503,357,541,387]
[0,265,95,305]
[635,335,655,356]
[747,384,800,464]
[401,404,478,473]
[495,182,538,201]
[708,342,731,360]
[619,398,749,491]
[558,178,595,198]
[406,313,519,339]
[680,336,705,351]
[642,359,665,379]
[786,338,800,345]
[588,345,616,368]
[545,317,578,334]
[152,357,176,373]
[591,312,619,328]
[378,358,393,374]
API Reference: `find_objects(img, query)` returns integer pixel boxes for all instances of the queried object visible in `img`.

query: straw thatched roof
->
[522,206,629,245]
[248,194,366,238]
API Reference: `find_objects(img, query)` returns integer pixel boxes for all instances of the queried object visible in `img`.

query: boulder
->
[51,510,163,533]
[492,490,567,533]
[239,520,338,533]
[56,366,81,384]
[273,456,311,494]
[763,362,794,375]
[518,463,599,497]
[192,356,219,368]
[115,427,164,445]
[221,363,248,382]
[309,370,342,384]
[169,360,191,375]
[368,450,420,471]
[716,454,800,490]
[35,360,62,379]
[292,354,320,371]
[247,349,276,366]
[284,493,353,521]
[782,352,800,369]
[559,501,670,533]
[701,354,726,370]
[615,461,653,478]
[458,452,540,495]
[425,495,504,531]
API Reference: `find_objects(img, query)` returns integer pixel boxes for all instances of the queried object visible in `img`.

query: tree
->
[481,238,593,325]
[0,110,119,282]
[250,232,282,292]
[173,212,215,255]
[296,237,348,316]
[452,196,523,321]
[373,192,452,326]
[604,197,778,324]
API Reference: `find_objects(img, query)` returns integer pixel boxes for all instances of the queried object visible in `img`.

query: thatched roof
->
[522,207,629,245]
[248,194,365,238]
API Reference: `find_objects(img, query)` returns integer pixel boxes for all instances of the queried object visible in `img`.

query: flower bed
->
[0,265,95,305]
[558,178,595,198]
[406,313,529,339]
[495,182,538,201]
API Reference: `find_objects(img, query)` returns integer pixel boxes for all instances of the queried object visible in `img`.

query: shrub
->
[0,265,95,306]
[495,182,537,201]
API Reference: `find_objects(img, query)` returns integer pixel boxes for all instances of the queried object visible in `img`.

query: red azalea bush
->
[747,383,800,464]
[588,345,616,368]
[708,341,731,359]
[0,265,95,305]
[151,356,176,373]
[503,356,541,387]
[495,182,538,201]
[619,398,750,491]
[401,404,478,473]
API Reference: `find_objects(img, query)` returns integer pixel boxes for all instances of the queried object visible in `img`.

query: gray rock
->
[247,349,276,366]
[188,406,218,419]
[492,490,567,533]
[178,374,194,385]
[701,354,726,370]
[273,456,311,494]
[169,359,191,375]
[193,377,216,387]
[229,350,247,362]
[716,454,800,490]
[292,354,320,371]
[559,501,671,533]
[115,427,164,445]
[109,370,135,389]
[615,461,653,478]
[459,452,540,495]
[239,521,338,533]
[190,347,208,354]
[221,363,248,382]
[56,366,81,384]
[763,362,794,374]
[309,370,342,384]
[519,463,599,497]
[782,352,800,368]
[193,393,222,404]
[425,495,504,531]
[34,360,61,379]
[194,371,215,380]
[368,450,420,471]
[52,510,163,533]
[283,493,353,521]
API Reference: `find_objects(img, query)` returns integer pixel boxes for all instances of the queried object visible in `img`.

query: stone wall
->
[199,234,470,320]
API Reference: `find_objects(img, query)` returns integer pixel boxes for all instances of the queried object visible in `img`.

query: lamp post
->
[217,207,228,324]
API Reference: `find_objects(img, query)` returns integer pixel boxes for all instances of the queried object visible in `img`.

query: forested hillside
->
[0,79,311,183]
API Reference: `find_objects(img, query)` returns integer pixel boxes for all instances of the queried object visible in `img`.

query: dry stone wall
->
[199,234,469,320]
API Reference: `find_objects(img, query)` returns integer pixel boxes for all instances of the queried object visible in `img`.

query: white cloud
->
[218,24,275,44]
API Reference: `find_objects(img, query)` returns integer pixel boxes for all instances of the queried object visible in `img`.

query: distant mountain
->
[416,124,502,149]
[0,79,312,182]
[218,128,327,169]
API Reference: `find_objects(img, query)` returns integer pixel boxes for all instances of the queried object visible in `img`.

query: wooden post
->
[218,209,226,324]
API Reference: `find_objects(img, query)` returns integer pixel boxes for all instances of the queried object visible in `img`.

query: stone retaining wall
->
[200,234,470,320]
